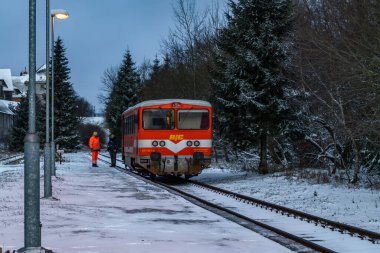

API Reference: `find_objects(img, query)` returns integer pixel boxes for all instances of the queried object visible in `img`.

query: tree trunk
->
[267,137,285,167]
[214,146,219,163]
[258,130,268,174]
[350,140,360,184]
[268,137,282,165]
[224,146,230,163]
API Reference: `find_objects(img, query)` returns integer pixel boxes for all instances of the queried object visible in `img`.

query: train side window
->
[125,115,135,134]
[133,114,138,132]
[127,117,129,134]
[127,117,130,134]
[132,115,135,134]
[128,116,132,134]
[124,117,128,134]
[129,116,132,134]
[125,116,135,135]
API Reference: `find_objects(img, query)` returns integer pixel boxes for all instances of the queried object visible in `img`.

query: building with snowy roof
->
[0,80,6,99]
[0,69,13,100]
[12,65,47,102]
[0,65,47,147]
[0,99,16,145]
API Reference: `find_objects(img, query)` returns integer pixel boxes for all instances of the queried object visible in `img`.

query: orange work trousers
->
[91,151,99,164]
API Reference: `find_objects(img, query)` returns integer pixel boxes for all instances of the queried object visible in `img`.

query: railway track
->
[98,153,380,253]
[0,154,24,165]
[186,179,380,241]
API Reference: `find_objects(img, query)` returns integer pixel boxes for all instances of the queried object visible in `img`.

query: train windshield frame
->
[142,108,175,130]
[177,109,210,130]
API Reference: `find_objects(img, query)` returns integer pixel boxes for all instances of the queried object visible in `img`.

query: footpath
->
[0,152,292,253]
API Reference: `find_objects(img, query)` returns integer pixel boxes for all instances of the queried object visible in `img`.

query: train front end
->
[136,100,212,178]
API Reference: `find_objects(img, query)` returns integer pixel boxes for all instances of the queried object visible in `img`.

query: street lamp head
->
[51,9,69,20]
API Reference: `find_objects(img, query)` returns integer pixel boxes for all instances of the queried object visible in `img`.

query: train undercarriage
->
[124,153,211,179]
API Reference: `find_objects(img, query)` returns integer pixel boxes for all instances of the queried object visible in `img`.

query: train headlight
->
[186,141,193,147]
[194,140,200,147]
[152,141,158,147]
[159,141,166,147]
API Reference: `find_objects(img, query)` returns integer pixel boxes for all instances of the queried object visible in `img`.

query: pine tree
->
[52,37,80,150]
[9,96,45,151]
[141,56,161,100]
[105,49,141,140]
[163,53,171,70]
[211,0,294,173]
[151,55,160,78]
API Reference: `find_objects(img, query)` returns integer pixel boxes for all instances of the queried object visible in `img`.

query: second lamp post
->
[50,9,69,176]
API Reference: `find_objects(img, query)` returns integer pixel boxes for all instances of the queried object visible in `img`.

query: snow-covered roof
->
[12,75,28,97]
[123,99,212,113]
[36,64,46,82]
[0,99,15,115]
[37,64,46,74]
[0,69,13,91]
[2,99,18,108]
[12,74,28,84]
[12,68,46,92]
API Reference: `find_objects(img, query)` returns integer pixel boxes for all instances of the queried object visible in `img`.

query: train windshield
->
[143,109,175,130]
[177,109,209,130]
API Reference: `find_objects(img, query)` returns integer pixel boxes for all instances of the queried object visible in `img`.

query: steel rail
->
[107,154,380,243]
[151,176,336,253]
[97,153,336,253]
[186,179,380,243]
[0,154,25,164]
[0,154,22,162]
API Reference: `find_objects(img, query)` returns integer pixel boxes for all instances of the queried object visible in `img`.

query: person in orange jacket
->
[89,131,101,167]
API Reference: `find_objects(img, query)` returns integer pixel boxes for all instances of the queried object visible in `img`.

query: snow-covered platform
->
[0,152,293,253]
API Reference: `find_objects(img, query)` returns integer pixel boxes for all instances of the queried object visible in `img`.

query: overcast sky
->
[0,0,223,112]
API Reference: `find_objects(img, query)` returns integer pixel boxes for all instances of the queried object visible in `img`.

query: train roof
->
[123,99,211,114]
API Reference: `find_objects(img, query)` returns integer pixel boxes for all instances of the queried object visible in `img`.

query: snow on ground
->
[179,183,380,252]
[0,152,292,253]
[195,166,380,233]
[0,161,22,174]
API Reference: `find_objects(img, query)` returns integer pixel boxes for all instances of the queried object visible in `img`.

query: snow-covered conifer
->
[211,0,294,173]
[105,49,141,139]
[9,96,45,151]
[151,56,161,78]
[52,37,81,150]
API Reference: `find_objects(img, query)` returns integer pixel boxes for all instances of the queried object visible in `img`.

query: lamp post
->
[51,9,69,176]
[24,0,41,248]
[44,0,52,198]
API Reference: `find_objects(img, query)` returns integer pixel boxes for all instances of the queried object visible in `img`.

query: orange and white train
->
[121,99,212,178]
